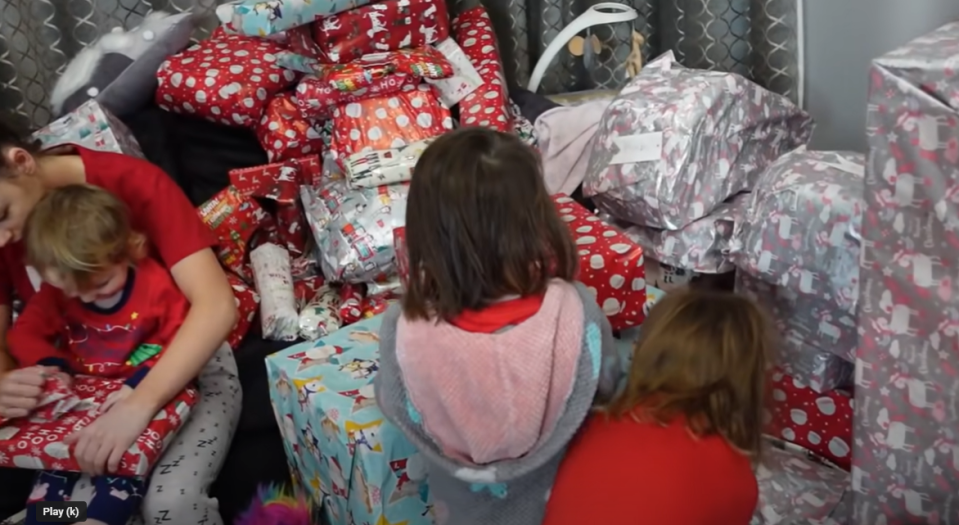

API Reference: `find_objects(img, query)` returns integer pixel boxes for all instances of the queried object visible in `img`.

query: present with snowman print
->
[552,194,646,331]
[266,315,432,525]
[0,375,198,476]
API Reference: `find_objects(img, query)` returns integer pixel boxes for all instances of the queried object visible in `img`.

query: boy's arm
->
[124,265,191,389]
[7,284,70,370]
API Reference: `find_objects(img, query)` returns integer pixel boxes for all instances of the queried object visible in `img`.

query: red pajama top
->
[542,412,758,525]
[0,146,215,308]
[8,258,190,387]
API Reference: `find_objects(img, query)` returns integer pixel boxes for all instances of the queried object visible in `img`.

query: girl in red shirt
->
[542,290,772,525]
[0,122,239,525]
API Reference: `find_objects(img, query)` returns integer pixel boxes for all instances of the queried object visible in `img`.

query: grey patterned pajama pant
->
[65,344,242,525]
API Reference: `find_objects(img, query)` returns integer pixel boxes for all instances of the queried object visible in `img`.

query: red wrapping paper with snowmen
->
[312,0,450,64]
[452,7,511,131]
[230,156,322,258]
[256,92,325,162]
[227,272,260,349]
[552,195,646,331]
[330,84,453,160]
[157,32,298,127]
[0,376,197,476]
[766,368,853,470]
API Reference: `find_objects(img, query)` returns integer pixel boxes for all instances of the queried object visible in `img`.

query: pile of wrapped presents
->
[24,0,959,521]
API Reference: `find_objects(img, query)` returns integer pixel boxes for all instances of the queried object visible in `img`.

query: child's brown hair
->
[402,127,578,322]
[607,290,773,461]
[25,184,145,289]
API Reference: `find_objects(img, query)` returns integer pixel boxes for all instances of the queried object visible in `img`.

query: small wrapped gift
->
[311,0,450,64]
[552,195,647,331]
[766,369,853,470]
[298,285,341,341]
[343,138,434,189]
[197,186,272,282]
[32,99,143,157]
[266,316,431,525]
[0,376,197,475]
[251,243,300,341]
[256,93,325,162]
[752,439,850,524]
[301,180,409,283]
[330,84,452,160]
[295,73,418,119]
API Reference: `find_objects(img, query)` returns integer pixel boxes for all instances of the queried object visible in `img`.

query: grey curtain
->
[0,0,798,129]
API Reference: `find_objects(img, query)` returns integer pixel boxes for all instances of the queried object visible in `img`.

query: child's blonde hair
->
[607,290,774,461]
[25,184,145,289]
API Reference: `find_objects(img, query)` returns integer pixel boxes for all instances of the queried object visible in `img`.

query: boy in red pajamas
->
[7,184,190,525]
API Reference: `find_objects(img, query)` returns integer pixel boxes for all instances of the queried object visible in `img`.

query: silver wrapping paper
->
[856,22,959,522]
[613,193,749,274]
[583,52,813,231]
[344,138,433,189]
[300,180,409,283]
[250,243,299,341]
[736,272,854,392]
[731,148,864,314]
[298,285,341,341]
[32,99,144,158]
[751,440,851,525]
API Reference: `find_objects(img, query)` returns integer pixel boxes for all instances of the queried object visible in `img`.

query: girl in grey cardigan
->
[374,128,622,525]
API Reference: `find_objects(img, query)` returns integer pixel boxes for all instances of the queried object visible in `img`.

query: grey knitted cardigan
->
[374,282,621,525]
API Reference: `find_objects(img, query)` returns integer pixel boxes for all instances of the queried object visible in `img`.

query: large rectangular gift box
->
[266,316,432,525]
[268,295,660,524]
[0,376,197,476]
[855,21,959,522]
[32,99,144,157]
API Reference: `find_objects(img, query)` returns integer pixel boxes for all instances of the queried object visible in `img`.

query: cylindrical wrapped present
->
[251,243,299,341]
[298,285,341,341]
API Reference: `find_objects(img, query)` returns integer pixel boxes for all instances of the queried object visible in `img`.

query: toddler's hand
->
[42,368,73,389]
[99,385,134,414]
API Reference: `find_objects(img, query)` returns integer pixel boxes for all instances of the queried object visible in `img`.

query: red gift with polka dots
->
[552,195,647,331]
[330,84,453,160]
[766,368,853,470]
[156,33,299,128]
[452,6,511,132]
[256,92,325,162]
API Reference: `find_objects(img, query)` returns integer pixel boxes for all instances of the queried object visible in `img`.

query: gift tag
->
[426,38,484,107]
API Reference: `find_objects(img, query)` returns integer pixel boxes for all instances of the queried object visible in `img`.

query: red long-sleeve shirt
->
[0,145,215,308]
[542,412,758,525]
[7,258,189,387]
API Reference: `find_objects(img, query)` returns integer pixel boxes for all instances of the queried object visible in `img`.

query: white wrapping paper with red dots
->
[251,242,300,341]
[552,194,646,331]
[451,6,511,131]
[329,84,453,161]
[766,368,853,470]
[156,33,298,128]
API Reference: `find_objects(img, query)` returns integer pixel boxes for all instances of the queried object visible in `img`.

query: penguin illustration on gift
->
[339,358,378,380]
[345,419,383,454]
[291,376,326,412]
[319,414,340,442]
[296,345,345,372]
[301,421,321,459]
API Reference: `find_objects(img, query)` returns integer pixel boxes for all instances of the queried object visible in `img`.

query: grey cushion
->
[52,12,195,118]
